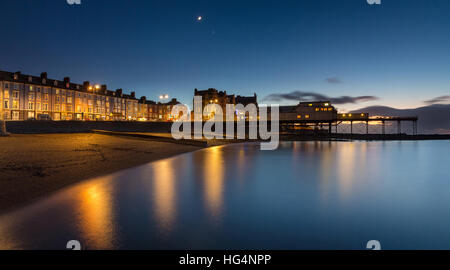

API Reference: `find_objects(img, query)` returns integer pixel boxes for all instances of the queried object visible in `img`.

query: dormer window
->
[14,74,18,80]
[66,83,70,88]
[42,79,46,84]
[28,76,32,83]
[54,81,58,86]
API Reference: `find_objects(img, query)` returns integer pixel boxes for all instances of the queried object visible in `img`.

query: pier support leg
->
[398,120,401,135]
[382,120,385,135]
[329,122,332,134]
[350,121,353,135]
[366,121,369,135]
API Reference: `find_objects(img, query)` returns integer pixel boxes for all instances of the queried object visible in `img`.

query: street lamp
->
[159,94,169,101]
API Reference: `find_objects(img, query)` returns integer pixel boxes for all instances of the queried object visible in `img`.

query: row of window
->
[4,100,50,111]
[315,107,334,112]
[3,111,156,121]
[4,101,141,115]
[1,84,134,104]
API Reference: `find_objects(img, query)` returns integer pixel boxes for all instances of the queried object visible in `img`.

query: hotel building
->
[0,70,180,122]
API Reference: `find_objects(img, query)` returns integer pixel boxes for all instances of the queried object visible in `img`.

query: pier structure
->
[334,114,419,135]
[280,115,419,135]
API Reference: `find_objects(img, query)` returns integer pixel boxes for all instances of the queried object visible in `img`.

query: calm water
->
[1,141,450,250]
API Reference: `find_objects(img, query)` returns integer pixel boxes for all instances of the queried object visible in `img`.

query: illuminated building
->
[279,101,338,121]
[0,70,179,122]
[193,88,258,121]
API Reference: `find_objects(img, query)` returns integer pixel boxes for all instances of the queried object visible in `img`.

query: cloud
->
[263,91,379,105]
[325,77,342,84]
[424,95,450,104]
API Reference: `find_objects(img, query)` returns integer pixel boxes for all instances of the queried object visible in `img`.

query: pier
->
[280,116,419,135]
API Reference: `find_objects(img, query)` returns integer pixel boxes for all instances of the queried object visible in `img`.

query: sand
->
[0,133,201,213]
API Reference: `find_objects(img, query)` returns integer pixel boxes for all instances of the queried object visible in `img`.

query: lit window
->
[297,115,301,119]
[315,108,319,112]
[324,103,329,106]
[305,114,310,119]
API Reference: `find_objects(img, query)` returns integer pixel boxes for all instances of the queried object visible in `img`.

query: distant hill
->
[350,104,450,134]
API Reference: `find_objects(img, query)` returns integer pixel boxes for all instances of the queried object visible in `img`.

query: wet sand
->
[0,133,201,213]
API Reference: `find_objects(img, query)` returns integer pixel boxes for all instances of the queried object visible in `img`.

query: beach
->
[0,133,201,213]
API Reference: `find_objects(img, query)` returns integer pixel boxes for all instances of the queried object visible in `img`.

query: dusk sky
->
[0,0,449,112]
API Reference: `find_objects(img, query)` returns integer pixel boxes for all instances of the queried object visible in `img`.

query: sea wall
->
[5,121,173,134]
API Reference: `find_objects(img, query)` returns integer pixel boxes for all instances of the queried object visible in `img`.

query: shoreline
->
[0,133,203,214]
[1,131,449,214]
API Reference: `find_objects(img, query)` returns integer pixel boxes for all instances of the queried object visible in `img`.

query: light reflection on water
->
[203,146,225,221]
[152,160,176,234]
[1,141,450,250]
[76,178,116,249]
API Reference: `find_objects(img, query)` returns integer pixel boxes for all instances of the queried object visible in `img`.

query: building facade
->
[193,88,258,121]
[138,97,182,122]
[0,71,179,122]
[279,101,338,121]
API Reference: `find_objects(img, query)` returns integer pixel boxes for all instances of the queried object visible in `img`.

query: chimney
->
[130,91,136,98]
[101,84,107,91]
[40,72,47,79]
[83,81,90,90]
[116,89,123,97]
[63,77,71,88]
[140,96,147,102]
[14,71,21,80]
